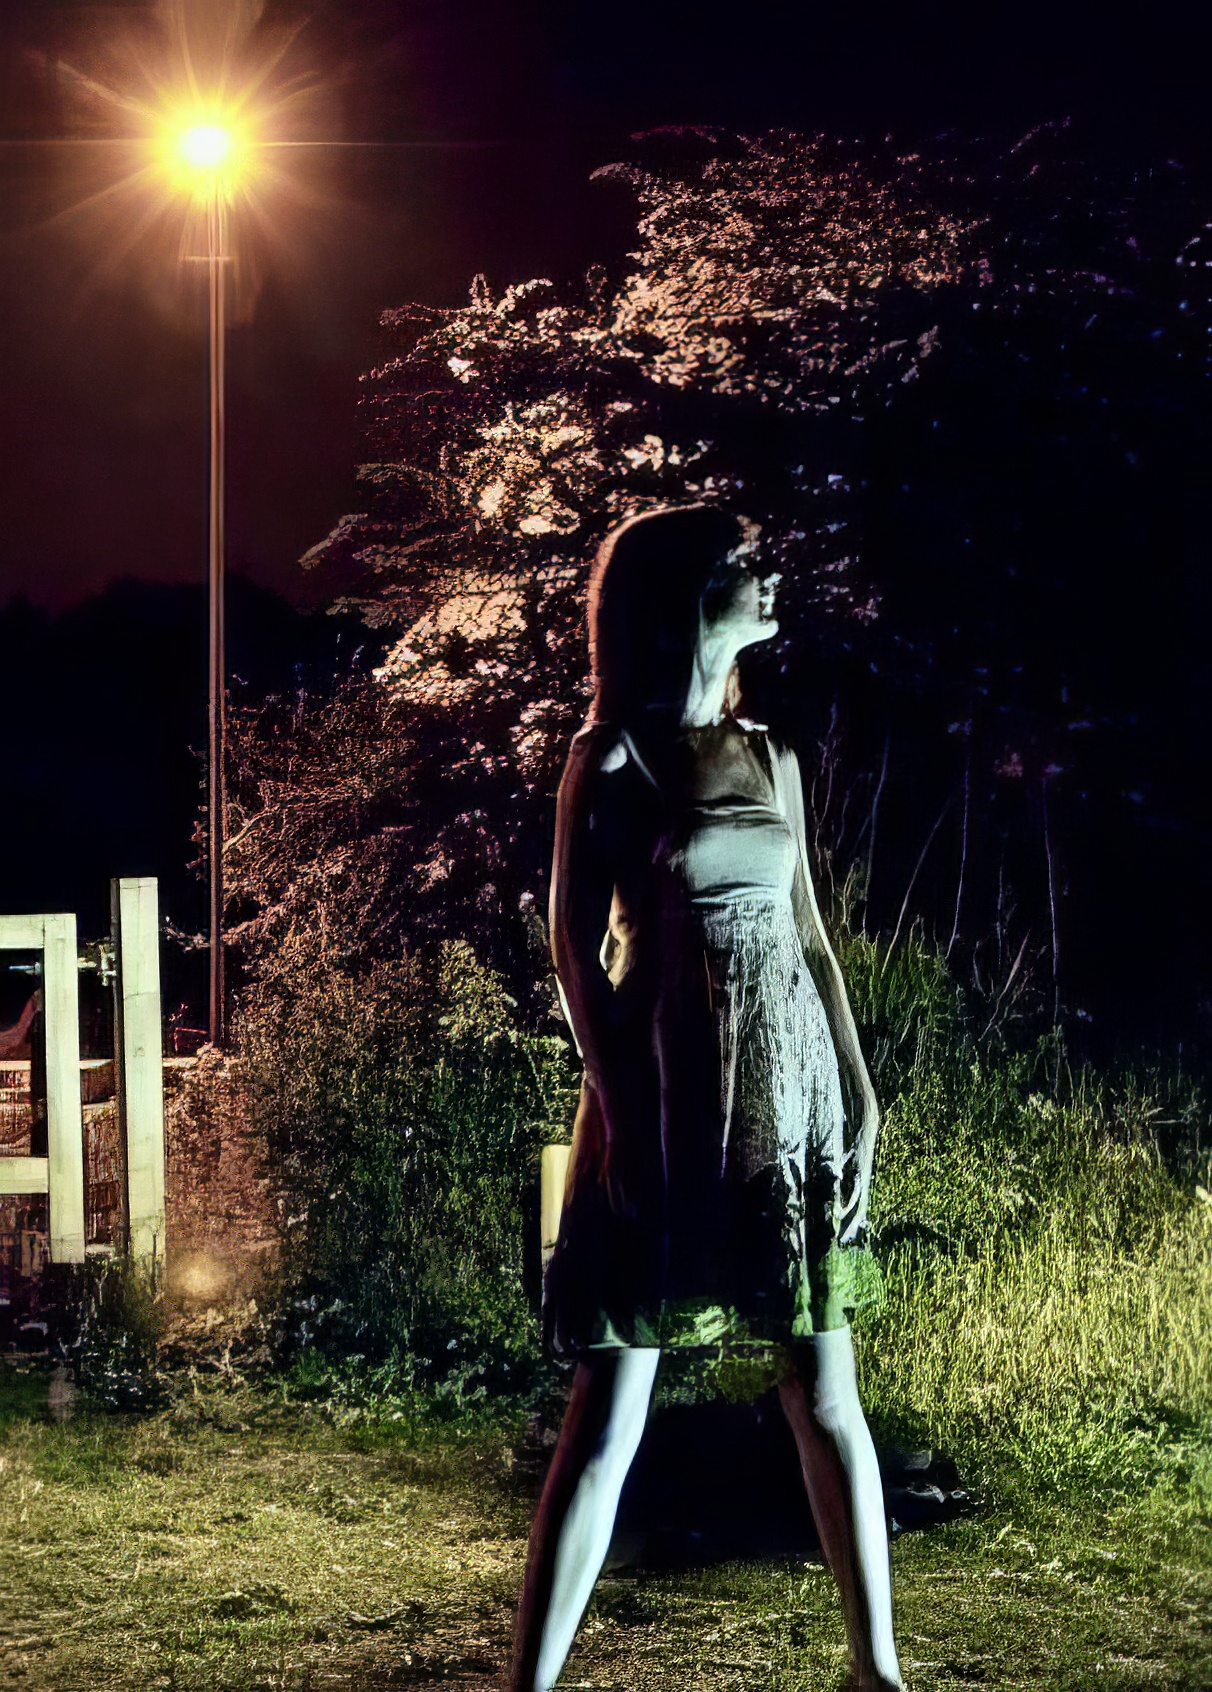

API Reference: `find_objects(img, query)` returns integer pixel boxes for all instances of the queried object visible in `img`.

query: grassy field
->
[5,942,1210,1689]
[1,1360,1209,1692]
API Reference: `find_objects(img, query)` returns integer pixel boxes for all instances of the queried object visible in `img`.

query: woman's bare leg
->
[778,1328,903,1691]
[510,1347,659,1692]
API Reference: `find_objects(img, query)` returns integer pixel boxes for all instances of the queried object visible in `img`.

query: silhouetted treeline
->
[0,576,372,1029]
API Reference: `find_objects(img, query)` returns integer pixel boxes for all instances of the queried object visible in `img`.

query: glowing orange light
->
[156,108,252,203]
[178,123,233,171]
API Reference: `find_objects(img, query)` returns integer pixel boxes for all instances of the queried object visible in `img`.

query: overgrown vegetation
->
[61,1258,168,1413]
[839,929,1212,1505]
[235,937,576,1401]
[207,911,1211,1530]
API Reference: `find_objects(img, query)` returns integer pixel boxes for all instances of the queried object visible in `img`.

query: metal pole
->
[207,189,227,1048]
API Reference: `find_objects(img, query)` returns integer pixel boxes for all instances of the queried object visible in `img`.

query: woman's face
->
[702,549,781,651]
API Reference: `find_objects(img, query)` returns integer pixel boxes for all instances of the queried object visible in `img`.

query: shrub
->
[236,938,577,1396]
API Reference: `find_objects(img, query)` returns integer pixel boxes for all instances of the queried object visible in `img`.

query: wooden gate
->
[0,911,85,1261]
[0,878,166,1268]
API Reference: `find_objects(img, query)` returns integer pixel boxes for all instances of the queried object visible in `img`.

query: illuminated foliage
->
[318,131,971,776]
[226,132,974,977]
[226,125,1207,1029]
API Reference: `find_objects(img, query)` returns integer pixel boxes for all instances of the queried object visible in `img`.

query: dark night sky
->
[1,2,1208,1047]
[1,0,1206,610]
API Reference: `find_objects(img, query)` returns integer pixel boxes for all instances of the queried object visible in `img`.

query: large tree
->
[225,132,968,970]
[226,126,1207,1043]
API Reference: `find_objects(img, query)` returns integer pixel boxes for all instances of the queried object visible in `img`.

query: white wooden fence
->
[0,879,166,1269]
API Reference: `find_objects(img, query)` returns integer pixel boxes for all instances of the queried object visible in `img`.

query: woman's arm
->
[777,744,879,1242]
[549,732,620,1086]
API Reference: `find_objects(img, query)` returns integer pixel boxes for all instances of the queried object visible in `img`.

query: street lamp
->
[162,113,247,1049]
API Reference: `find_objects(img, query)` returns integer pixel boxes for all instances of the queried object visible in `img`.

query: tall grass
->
[861,1176,1212,1499]
[230,921,1210,1500]
[839,928,1212,1502]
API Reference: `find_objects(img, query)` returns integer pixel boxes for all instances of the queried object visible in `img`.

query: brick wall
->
[163,1050,279,1298]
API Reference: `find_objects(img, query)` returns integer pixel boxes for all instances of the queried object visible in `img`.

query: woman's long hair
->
[549,507,755,1304]
[587,505,754,728]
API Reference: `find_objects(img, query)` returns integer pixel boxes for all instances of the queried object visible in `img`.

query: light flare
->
[179,123,232,171]
[156,107,253,204]
[22,5,339,322]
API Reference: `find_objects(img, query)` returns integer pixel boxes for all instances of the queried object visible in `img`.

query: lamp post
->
[205,171,227,1050]
[175,122,235,1048]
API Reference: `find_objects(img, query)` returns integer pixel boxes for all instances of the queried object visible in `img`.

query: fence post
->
[42,913,85,1263]
[113,878,167,1272]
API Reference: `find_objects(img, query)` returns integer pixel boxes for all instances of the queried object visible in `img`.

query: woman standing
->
[511,506,903,1692]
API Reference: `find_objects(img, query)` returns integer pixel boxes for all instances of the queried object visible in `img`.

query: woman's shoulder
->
[726,713,798,759]
[558,724,661,815]
[742,723,797,765]
[579,724,664,790]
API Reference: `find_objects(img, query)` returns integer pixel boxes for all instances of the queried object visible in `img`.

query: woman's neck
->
[681,633,741,728]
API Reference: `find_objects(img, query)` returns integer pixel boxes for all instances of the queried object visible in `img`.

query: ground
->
[0,1362,1209,1692]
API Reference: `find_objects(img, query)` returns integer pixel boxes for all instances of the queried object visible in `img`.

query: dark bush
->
[237,938,577,1396]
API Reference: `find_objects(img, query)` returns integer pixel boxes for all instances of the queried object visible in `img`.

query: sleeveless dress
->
[543,725,881,1356]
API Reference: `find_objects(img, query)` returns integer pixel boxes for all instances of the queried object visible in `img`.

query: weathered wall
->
[163,1050,279,1301]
